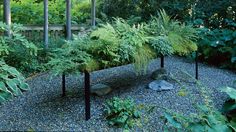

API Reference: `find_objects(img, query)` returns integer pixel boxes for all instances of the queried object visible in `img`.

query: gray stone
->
[91,83,112,96]
[151,68,167,80]
[148,80,174,91]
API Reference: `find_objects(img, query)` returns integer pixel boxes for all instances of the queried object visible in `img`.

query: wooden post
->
[66,0,71,40]
[84,71,91,120]
[195,51,199,80]
[91,0,96,28]
[161,55,164,68]
[3,0,11,36]
[62,74,66,97]
[44,0,49,49]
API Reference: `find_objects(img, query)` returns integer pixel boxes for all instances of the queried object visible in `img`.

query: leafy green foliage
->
[0,22,38,73]
[47,36,92,76]
[99,0,235,27]
[198,27,236,69]
[104,97,141,129]
[1,0,91,24]
[147,10,198,56]
[90,18,155,73]
[164,105,235,132]
[149,36,173,56]
[0,60,29,103]
[221,87,236,125]
[163,72,236,132]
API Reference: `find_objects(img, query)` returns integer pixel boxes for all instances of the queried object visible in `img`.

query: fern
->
[90,18,153,73]
[147,10,198,56]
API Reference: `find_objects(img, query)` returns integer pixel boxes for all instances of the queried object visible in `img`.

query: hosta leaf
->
[0,82,7,91]
[164,113,182,129]
[221,87,236,100]
[19,83,29,91]
[211,124,231,132]
[0,91,12,101]
[6,80,22,96]
[231,57,236,63]
[229,120,236,131]
[188,122,206,132]
[222,100,236,113]
[0,96,6,103]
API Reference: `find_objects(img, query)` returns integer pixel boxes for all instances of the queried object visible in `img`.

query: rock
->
[148,80,174,91]
[151,68,167,80]
[91,83,112,96]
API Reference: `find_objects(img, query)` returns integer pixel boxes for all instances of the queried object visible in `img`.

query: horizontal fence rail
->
[20,24,88,42]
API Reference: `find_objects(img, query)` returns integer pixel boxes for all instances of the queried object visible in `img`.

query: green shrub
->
[198,27,236,69]
[104,97,141,128]
[0,60,29,103]
[0,22,38,73]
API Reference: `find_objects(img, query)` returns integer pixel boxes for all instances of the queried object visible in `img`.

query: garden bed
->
[0,57,235,131]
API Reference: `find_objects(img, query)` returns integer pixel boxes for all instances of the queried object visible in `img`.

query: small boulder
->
[151,68,167,80]
[148,80,174,91]
[91,83,112,96]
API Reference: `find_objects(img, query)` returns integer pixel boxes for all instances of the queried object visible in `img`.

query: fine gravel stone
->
[0,56,235,131]
[148,80,174,91]
[91,83,112,96]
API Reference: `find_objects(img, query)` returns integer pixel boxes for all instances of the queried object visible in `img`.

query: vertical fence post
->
[84,71,91,120]
[161,55,164,68]
[3,0,11,37]
[91,0,96,28]
[61,0,72,97]
[195,51,199,80]
[44,0,49,49]
[66,0,71,40]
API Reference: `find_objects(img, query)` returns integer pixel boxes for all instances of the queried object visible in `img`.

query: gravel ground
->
[0,56,235,131]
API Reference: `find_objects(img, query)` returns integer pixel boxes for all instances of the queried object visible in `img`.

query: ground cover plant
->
[0,60,29,103]
[163,73,236,131]
[104,97,141,129]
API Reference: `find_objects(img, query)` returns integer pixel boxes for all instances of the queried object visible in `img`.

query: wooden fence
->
[21,24,88,42]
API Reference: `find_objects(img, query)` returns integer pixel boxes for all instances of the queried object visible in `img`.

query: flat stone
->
[151,68,167,80]
[91,83,112,96]
[148,80,174,91]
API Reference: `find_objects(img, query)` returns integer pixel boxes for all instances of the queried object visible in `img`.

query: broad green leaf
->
[164,113,182,129]
[6,80,22,96]
[222,100,236,113]
[221,87,236,100]
[231,57,236,63]
[0,82,7,91]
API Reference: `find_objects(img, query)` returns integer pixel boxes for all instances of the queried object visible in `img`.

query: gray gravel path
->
[0,57,235,131]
